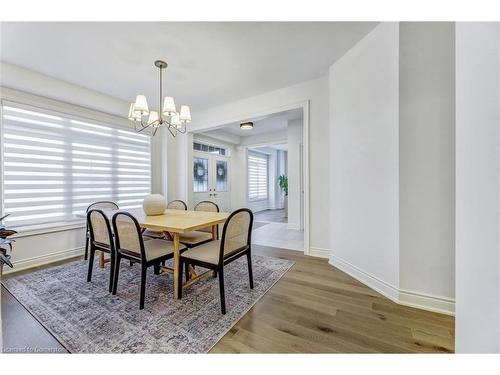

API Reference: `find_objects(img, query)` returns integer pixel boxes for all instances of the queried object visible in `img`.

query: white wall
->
[398,23,456,310]
[329,22,400,294]
[455,22,500,353]
[185,76,330,252]
[287,119,303,230]
[328,22,456,314]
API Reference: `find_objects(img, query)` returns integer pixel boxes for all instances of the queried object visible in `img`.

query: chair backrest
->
[87,209,113,248]
[167,200,187,210]
[220,208,253,263]
[195,201,220,233]
[86,201,119,212]
[112,212,145,260]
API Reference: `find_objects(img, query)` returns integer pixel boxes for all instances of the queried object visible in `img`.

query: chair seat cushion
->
[143,239,186,261]
[179,231,213,245]
[181,240,247,265]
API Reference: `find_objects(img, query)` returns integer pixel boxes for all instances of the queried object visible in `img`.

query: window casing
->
[0,101,151,227]
[247,151,268,201]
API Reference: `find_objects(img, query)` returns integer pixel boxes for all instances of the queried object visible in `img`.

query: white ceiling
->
[199,108,302,141]
[0,22,378,111]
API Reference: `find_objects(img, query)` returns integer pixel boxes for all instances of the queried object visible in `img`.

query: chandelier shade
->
[148,110,159,125]
[162,96,176,116]
[134,95,149,114]
[179,105,192,123]
[171,113,185,130]
[128,60,191,137]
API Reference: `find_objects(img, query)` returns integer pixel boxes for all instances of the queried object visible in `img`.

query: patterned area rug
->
[2,254,293,353]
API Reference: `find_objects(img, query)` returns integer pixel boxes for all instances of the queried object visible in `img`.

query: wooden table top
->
[99,208,229,233]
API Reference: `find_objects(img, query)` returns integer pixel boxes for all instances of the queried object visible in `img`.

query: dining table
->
[83,207,229,299]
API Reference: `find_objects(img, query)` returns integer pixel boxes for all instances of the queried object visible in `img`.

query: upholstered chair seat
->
[86,209,116,292]
[178,208,254,314]
[179,201,220,248]
[84,201,119,260]
[112,211,188,310]
[181,239,246,265]
[178,231,213,246]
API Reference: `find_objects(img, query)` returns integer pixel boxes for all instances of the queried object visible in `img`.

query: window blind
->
[247,151,268,201]
[1,101,151,227]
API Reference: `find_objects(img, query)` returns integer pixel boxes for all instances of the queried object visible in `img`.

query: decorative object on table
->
[142,194,166,216]
[278,174,289,218]
[143,200,188,240]
[128,60,191,137]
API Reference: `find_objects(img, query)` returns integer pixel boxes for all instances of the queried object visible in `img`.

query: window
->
[193,157,208,193]
[247,151,268,201]
[193,141,227,156]
[1,101,151,227]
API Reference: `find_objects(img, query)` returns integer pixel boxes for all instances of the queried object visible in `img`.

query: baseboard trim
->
[399,289,455,316]
[329,254,399,303]
[287,223,300,230]
[4,246,85,275]
[309,247,330,259]
[329,253,455,316]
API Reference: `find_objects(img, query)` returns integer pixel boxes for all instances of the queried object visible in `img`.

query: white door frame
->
[184,100,311,256]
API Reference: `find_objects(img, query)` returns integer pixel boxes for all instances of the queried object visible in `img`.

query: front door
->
[193,152,230,212]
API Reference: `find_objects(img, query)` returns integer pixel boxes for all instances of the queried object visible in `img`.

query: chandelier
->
[127,60,191,136]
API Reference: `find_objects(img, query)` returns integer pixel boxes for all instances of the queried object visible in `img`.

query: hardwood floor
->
[210,246,455,353]
[1,245,455,353]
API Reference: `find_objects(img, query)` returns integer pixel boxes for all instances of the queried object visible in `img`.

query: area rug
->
[2,254,294,353]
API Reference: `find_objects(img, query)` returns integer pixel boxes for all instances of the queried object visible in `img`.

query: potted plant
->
[0,214,16,275]
[278,175,288,218]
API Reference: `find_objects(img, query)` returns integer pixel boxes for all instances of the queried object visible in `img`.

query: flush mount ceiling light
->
[128,60,191,137]
[240,121,254,130]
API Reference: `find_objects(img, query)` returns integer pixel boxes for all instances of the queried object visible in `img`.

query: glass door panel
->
[193,157,209,193]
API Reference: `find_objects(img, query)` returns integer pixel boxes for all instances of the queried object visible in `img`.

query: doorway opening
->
[189,107,305,253]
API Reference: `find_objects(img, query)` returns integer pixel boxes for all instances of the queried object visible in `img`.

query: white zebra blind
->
[247,151,268,201]
[1,101,151,227]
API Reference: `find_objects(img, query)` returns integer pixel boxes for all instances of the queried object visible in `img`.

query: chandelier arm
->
[166,124,177,138]
[136,124,151,133]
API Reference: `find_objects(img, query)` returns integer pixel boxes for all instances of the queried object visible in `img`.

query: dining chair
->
[84,201,119,260]
[179,201,219,248]
[178,208,254,314]
[86,209,116,292]
[167,200,188,210]
[142,199,188,240]
[112,211,188,309]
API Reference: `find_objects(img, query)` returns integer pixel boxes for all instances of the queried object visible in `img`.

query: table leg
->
[99,251,105,268]
[172,232,181,300]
